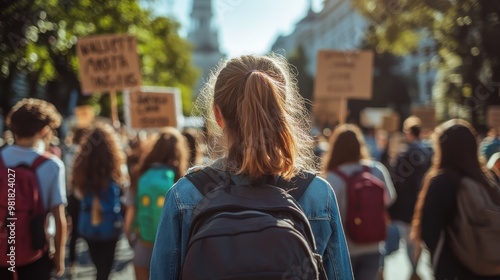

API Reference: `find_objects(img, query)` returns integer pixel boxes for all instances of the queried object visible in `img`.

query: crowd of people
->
[0,54,499,280]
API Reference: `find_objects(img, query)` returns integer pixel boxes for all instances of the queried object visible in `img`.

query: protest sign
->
[360,107,394,128]
[313,98,343,125]
[124,87,182,130]
[411,106,436,132]
[381,112,401,133]
[314,50,374,100]
[76,34,142,94]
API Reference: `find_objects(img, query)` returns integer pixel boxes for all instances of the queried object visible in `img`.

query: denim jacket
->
[150,162,353,280]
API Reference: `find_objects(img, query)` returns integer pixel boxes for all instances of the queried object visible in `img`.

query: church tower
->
[188,0,225,96]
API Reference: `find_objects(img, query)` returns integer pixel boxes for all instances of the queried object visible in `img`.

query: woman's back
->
[151,160,352,279]
[325,159,396,256]
[150,54,353,279]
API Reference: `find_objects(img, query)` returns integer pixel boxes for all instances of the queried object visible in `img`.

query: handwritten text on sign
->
[314,50,374,100]
[77,34,142,94]
[128,91,178,129]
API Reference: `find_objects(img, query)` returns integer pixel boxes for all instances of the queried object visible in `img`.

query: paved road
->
[383,241,434,280]
[59,237,434,280]
[57,236,135,280]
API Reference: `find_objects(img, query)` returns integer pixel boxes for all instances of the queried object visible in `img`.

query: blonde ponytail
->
[196,54,316,180]
[237,71,297,179]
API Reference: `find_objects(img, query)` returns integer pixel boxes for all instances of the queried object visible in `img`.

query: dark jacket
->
[420,170,500,280]
[389,141,432,223]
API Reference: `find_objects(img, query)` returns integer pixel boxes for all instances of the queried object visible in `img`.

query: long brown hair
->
[130,127,189,192]
[323,124,371,172]
[196,54,316,180]
[72,122,125,194]
[411,119,494,241]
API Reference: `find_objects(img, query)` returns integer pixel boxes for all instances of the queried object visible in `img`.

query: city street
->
[63,236,434,280]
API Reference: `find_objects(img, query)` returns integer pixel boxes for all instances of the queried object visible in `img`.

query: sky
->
[144,0,324,58]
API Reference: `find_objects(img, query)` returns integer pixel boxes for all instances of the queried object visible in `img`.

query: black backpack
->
[182,167,327,280]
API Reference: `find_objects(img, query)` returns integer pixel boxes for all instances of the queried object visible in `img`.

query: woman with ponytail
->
[150,54,353,279]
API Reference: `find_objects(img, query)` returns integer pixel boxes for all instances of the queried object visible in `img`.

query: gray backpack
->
[447,177,500,275]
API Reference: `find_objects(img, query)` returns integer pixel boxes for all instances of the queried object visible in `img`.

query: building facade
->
[188,0,225,96]
[271,0,436,105]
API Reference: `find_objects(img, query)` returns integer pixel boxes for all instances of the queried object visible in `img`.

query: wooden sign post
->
[76,34,142,128]
[314,50,374,124]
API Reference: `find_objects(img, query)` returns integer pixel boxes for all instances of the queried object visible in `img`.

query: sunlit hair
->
[323,124,371,172]
[6,98,62,138]
[195,54,316,180]
[130,127,189,192]
[72,122,125,195]
[411,119,494,241]
[182,128,203,168]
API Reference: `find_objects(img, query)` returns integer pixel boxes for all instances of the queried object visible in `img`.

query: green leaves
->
[1,0,198,116]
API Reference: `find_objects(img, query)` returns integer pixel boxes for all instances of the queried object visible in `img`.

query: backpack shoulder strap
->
[186,167,226,196]
[31,153,51,169]
[30,153,51,214]
[186,167,316,200]
[331,168,350,182]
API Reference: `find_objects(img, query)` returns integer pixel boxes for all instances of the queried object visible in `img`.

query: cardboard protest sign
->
[487,106,500,129]
[312,98,343,125]
[76,34,142,94]
[360,107,394,128]
[411,106,436,132]
[381,113,401,133]
[314,50,374,100]
[124,87,182,130]
[73,105,95,128]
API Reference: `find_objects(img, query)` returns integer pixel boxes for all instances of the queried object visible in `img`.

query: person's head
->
[197,54,315,180]
[6,98,62,142]
[72,122,125,194]
[412,119,493,241]
[403,115,422,141]
[72,127,91,146]
[430,119,485,178]
[323,124,371,172]
[182,128,202,168]
[131,127,189,191]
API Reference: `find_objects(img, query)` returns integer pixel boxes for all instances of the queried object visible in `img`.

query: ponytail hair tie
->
[244,70,257,80]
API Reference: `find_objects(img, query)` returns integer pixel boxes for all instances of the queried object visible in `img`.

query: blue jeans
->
[351,252,382,280]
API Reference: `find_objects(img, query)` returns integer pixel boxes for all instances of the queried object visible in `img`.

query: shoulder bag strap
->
[186,167,226,196]
[331,167,351,183]
[31,153,51,214]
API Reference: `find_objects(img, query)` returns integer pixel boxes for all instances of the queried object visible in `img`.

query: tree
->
[0,0,198,120]
[353,0,500,128]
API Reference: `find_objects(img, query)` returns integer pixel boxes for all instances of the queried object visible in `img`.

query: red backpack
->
[0,153,50,267]
[333,166,388,244]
